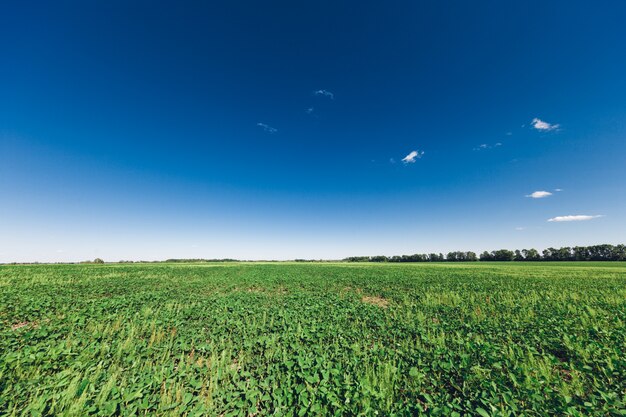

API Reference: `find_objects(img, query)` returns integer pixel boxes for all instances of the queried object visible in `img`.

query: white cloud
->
[532,118,560,131]
[305,107,314,114]
[474,143,502,151]
[402,150,424,163]
[526,191,553,199]
[547,215,604,222]
[314,89,334,99]
[554,188,563,192]
[257,122,277,133]
[515,227,526,231]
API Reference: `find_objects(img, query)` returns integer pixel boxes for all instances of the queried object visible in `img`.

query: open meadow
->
[1,262,625,416]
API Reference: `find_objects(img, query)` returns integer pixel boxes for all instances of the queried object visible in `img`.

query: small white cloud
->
[474,143,502,151]
[548,215,604,222]
[314,89,334,99]
[532,118,560,131]
[389,158,396,164]
[526,191,553,199]
[306,107,314,114]
[515,227,526,231]
[554,188,563,192]
[402,150,424,163]
[257,122,277,133]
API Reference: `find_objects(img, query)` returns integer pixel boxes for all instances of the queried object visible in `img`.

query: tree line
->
[343,244,626,262]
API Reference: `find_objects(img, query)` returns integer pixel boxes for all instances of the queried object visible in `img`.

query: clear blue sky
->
[1,1,625,262]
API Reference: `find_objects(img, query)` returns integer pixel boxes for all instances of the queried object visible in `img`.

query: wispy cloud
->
[256,122,277,134]
[554,188,563,192]
[548,215,604,222]
[305,107,314,114]
[532,118,560,131]
[526,191,553,199]
[473,142,502,151]
[515,227,526,231]
[389,158,396,164]
[402,150,424,163]
[314,89,334,99]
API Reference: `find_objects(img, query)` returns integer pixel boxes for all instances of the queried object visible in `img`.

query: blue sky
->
[1,1,626,261]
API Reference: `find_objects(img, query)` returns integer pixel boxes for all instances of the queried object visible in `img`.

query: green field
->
[1,262,625,416]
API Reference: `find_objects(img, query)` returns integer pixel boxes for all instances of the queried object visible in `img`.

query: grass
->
[1,262,625,416]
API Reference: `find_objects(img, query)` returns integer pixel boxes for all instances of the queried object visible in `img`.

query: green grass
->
[1,262,625,416]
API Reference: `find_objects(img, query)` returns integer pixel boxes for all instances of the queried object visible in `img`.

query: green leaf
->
[476,407,490,417]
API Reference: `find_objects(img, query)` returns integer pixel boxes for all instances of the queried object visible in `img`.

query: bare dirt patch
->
[273,286,288,295]
[11,321,39,331]
[238,286,288,296]
[361,295,390,308]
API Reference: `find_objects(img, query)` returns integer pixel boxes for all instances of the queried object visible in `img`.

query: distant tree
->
[614,244,626,261]
[592,244,615,261]
[370,255,388,262]
[492,249,514,261]
[446,251,460,262]
[522,248,541,261]
[93,258,104,264]
[554,247,573,261]
[343,244,625,263]
[343,256,369,262]
[573,246,590,261]
[407,254,428,262]
[450,251,474,261]
[542,248,557,261]
[479,251,493,261]
[588,245,603,261]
